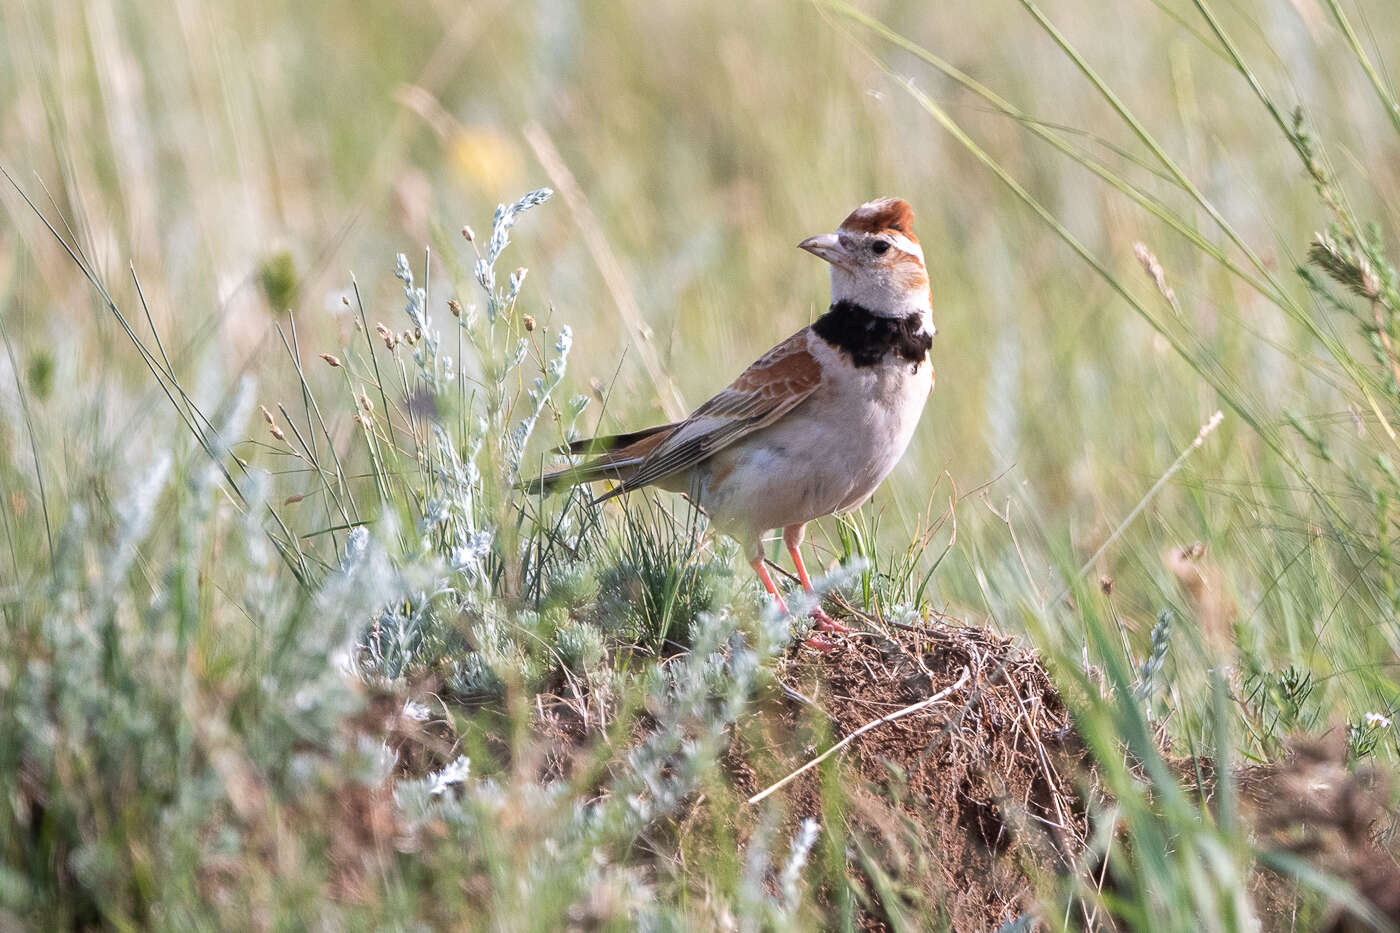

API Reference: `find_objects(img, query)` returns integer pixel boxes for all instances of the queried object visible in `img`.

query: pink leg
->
[751,552,837,651]
[749,555,789,615]
[784,525,853,636]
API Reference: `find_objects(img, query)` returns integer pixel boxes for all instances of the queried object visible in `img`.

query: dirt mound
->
[730,611,1088,931]
[1235,736,1400,933]
[362,612,1398,930]
[369,612,1091,928]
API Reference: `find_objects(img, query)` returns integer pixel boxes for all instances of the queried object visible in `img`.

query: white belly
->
[689,355,932,541]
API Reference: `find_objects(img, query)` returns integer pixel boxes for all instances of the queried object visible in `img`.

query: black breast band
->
[812,299,932,369]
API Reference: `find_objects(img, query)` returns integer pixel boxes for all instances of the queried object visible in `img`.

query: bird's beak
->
[798,232,850,270]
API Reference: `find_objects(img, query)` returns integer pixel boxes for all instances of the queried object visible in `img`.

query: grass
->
[2,0,1399,929]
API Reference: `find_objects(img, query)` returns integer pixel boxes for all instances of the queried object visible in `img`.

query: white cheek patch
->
[827,229,932,319]
[888,232,923,263]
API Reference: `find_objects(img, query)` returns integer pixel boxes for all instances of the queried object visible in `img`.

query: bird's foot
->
[802,633,839,653]
[811,607,854,635]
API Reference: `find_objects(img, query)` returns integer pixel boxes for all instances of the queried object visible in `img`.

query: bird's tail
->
[552,423,679,458]
[519,457,642,497]
[518,422,679,497]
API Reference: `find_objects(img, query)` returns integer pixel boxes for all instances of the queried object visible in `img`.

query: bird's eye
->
[871,240,890,255]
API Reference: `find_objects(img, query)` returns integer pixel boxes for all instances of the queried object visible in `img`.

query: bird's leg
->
[783,524,853,636]
[751,551,836,651]
[749,555,789,615]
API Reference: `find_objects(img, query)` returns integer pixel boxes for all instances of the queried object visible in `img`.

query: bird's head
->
[798,197,934,331]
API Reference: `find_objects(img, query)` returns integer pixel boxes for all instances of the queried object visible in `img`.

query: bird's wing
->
[595,328,822,501]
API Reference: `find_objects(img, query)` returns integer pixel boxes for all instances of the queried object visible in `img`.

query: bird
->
[533,197,936,641]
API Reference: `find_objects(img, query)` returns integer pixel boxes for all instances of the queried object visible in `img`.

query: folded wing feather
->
[592,329,821,501]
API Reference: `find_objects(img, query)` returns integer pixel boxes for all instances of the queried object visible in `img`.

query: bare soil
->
[728,610,1090,931]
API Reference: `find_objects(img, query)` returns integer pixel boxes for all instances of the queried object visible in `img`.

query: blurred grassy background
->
[4,0,1400,927]
[5,0,1400,723]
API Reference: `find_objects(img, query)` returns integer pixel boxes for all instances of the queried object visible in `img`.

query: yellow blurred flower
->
[450,125,522,193]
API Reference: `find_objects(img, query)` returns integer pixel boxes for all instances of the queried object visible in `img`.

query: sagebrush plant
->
[0,188,823,929]
[342,189,588,691]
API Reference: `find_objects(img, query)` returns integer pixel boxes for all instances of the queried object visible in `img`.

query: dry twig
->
[747,665,971,804]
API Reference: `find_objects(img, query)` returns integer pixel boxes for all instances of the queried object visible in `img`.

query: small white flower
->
[1363,712,1392,728]
[427,756,472,796]
[450,530,494,570]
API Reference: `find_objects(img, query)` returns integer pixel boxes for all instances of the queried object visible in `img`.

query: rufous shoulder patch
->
[726,333,822,404]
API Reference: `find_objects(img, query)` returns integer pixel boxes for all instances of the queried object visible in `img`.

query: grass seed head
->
[1133,241,1178,310]
[1309,230,1382,302]
[259,405,287,442]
